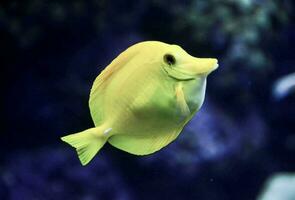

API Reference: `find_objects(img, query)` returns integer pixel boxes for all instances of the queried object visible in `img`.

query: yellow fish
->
[61,41,218,166]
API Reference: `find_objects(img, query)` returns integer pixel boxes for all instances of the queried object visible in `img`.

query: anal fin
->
[108,127,182,155]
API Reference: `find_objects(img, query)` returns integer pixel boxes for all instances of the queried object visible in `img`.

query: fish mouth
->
[198,62,219,76]
[212,63,219,71]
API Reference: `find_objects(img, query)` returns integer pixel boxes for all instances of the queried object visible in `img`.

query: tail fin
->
[61,127,107,166]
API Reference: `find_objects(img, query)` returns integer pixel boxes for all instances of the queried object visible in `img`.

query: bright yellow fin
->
[89,46,138,126]
[61,127,108,166]
[175,83,190,116]
[108,128,182,155]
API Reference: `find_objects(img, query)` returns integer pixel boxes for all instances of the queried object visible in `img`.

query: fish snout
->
[180,57,218,77]
[195,58,218,76]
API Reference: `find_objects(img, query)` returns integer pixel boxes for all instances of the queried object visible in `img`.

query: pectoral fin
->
[175,83,190,116]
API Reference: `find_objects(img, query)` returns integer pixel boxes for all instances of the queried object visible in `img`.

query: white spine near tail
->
[61,127,109,166]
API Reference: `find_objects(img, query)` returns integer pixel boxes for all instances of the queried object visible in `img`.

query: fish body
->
[61,41,218,165]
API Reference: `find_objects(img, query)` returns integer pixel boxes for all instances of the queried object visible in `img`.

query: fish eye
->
[163,54,176,66]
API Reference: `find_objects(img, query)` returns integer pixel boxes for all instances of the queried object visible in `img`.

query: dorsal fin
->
[91,47,138,93]
[89,45,138,126]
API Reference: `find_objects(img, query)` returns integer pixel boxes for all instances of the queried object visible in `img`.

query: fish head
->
[161,44,218,81]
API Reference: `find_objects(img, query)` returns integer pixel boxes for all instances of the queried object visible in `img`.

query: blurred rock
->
[272,72,295,100]
[257,173,295,200]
